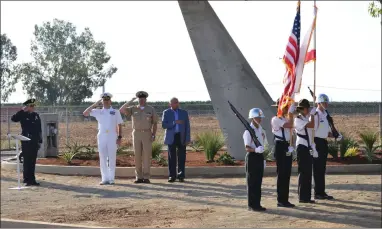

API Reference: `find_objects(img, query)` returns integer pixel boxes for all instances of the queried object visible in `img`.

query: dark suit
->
[162,108,190,179]
[11,110,42,184]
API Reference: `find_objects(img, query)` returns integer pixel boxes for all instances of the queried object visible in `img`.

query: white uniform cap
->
[101,92,113,98]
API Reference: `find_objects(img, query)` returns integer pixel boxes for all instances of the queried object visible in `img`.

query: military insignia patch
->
[110,110,115,115]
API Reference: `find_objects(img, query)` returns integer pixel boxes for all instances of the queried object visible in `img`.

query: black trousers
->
[21,140,39,183]
[313,137,329,196]
[168,133,187,179]
[275,141,293,203]
[245,152,264,208]
[297,144,313,201]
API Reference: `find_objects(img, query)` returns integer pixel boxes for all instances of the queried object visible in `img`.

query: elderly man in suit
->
[162,97,191,182]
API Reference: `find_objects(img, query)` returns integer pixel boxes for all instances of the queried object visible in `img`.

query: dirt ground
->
[1,169,381,228]
[1,115,380,150]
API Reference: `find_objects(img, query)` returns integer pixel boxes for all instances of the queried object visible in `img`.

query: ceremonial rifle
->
[227,101,262,147]
[308,87,340,138]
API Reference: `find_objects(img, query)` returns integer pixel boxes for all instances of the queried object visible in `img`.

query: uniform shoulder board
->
[297,115,303,120]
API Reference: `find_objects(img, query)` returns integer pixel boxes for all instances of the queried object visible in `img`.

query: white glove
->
[336,134,343,141]
[288,146,294,153]
[288,104,296,113]
[310,107,317,115]
[255,146,264,153]
[264,160,266,169]
[311,143,319,158]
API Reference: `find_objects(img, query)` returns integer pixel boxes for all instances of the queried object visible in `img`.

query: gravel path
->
[1,169,381,228]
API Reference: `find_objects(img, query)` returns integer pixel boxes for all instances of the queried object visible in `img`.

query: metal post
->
[66,107,69,145]
[7,108,10,149]
[379,103,382,144]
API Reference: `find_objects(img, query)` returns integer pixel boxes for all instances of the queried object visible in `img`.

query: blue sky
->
[1,1,381,103]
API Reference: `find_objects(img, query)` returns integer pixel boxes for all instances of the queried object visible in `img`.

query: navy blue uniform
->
[11,110,42,184]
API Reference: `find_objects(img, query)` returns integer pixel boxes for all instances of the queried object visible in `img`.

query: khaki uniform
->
[126,105,158,179]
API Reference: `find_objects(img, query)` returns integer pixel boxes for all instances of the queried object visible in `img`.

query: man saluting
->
[11,99,42,186]
[83,92,124,185]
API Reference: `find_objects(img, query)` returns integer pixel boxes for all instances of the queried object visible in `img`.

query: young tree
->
[0,34,18,102]
[369,0,382,18]
[15,19,117,105]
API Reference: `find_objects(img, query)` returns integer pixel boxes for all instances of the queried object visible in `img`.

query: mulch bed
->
[36,151,382,167]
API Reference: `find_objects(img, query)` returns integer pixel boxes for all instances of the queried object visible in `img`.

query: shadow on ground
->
[1,176,381,228]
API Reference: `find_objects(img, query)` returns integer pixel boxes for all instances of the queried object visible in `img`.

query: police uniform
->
[294,99,316,203]
[124,91,158,183]
[271,99,295,207]
[90,93,123,184]
[313,94,340,200]
[11,99,42,186]
[243,108,267,212]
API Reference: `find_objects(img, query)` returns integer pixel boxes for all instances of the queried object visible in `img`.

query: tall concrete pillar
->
[178,1,274,160]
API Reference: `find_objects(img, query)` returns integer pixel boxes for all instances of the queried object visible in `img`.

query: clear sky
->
[1,1,381,103]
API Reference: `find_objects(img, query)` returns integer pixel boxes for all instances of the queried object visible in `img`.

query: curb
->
[1,161,381,178]
[0,218,102,228]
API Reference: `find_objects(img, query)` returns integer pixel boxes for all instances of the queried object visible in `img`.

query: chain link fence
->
[1,103,381,151]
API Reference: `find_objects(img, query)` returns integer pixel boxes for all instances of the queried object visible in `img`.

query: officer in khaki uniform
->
[119,91,158,183]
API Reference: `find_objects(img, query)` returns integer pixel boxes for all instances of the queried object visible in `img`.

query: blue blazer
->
[162,108,191,145]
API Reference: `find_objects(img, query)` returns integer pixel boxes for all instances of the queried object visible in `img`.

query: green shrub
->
[359,130,381,162]
[75,145,96,160]
[339,133,358,159]
[117,145,130,155]
[60,152,78,164]
[216,152,235,165]
[327,140,339,159]
[344,147,358,157]
[190,136,203,152]
[152,138,163,159]
[65,141,85,155]
[197,131,225,162]
[154,154,168,166]
[262,144,274,161]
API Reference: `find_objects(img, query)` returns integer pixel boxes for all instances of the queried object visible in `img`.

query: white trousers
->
[97,133,117,182]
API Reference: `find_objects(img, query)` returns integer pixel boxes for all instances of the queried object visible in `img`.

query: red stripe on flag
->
[305,49,316,63]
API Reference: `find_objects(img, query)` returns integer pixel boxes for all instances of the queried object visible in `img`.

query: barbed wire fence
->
[1,103,381,150]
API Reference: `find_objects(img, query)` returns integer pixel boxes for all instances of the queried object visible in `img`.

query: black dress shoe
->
[168,178,176,183]
[26,182,40,186]
[248,206,266,211]
[299,200,315,204]
[134,179,144,184]
[178,178,185,182]
[143,179,151,184]
[277,202,295,208]
[316,193,334,200]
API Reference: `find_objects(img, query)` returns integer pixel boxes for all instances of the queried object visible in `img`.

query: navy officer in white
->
[83,92,123,185]
[162,97,191,182]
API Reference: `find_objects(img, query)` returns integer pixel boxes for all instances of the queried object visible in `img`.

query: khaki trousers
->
[133,130,152,179]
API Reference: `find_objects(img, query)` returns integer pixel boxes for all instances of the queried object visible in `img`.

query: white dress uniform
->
[314,108,330,138]
[271,117,291,142]
[90,107,123,183]
[243,123,266,148]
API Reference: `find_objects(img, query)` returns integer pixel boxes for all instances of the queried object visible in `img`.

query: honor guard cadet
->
[83,92,124,185]
[119,91,158,184]
[313,94,342,200]
[271,99,296,208]
[243,108,267,212]
[294,99,318,203]
[11,99,42,186]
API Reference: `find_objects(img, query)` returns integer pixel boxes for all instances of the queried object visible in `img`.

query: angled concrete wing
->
[178,0,274,160]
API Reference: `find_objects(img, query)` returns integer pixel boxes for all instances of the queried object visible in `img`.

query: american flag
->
[277,1,301,117]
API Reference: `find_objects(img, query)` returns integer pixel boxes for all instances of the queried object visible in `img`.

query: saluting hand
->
[128,97,136,103]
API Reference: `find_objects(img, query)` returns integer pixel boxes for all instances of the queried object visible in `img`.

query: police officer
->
[313,93,342,200]
[11,99,42,186]
[83,92,124,185]
[119,91,158,184]
[243,108,267,212]
[271,99,296,207]
[294,99,318,203]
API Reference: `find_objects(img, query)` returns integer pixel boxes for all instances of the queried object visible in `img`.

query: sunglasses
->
[103,98,110,101]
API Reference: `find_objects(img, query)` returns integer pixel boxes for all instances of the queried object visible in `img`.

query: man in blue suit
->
[162,97,191,182]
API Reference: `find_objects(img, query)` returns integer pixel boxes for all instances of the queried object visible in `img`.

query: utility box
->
[38,113,59,158]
